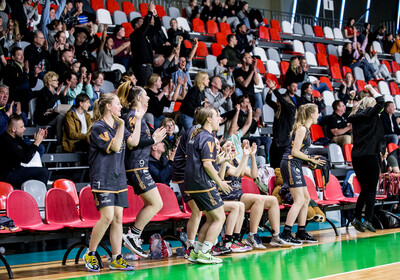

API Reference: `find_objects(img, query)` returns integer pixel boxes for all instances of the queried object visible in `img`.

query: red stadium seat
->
[139,3,148,17]
[192,18,206,33]
[256,59,266,75]
[324,174,358,203]
[391,61,400,73]
[0,182,13,211]
[122,22,134,37]
[7,190,64,231]
[31,2,43,14]
[258,26,270,41]
[79,186,100,222]
[328,54,339,66]
[368,80,378,88]
[267,176,285,209]
[182,200,192,214]
[241,178,260,195]
[219,22,232,35]
[387,143,399,153]
[343,143,353,164]
[280,61,289,85]
[155,5,167,17]
[270,19,281,32]
[266,73,280,89]
[320,76,333,91]
[106,0,120,14]
[342,66,352,76]
[195,41,209,57]
[91,0,105,11]
[123,185,143,223]
[263,18,269,25]
[156,183,191,219]
[270,28,281,41]
[352,177,386,200]
[122,1,136,15]
[182,8,186,18]
[390,82,400,95]
[305,176,339,205]
[52,179,79,206]
[215,32,228,46]
[313,25,324,37]
[310,124,325,142]
[382,60,392,73]
[211,43,223,56]
[184,40,192,49]
[356,80,366,91]
[173,102,182,112]
[330,64,343,80]
[313,169,325,190]
[315,43,327,56]
[206,20,219,35]
[316,53,328,66]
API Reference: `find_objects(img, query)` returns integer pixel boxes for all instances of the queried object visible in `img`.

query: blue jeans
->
[313,82,330,94]
[180,113,194,132]
[385,134,399,145]
[154,115,166,129]
[254,92,263,113]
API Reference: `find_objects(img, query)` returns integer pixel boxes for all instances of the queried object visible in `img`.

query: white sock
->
[201,241,213,253]
[194,241,203,253]
[249,232,257,236]
[112,254,119,260]
[186,239,195,248]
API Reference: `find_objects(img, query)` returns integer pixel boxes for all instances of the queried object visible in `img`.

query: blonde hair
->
[350,96,376,116]
[43,71,59,88]
[88,93,118,136]
[290,103,318,137]
[117,77,136,108]
[7,19,20,41]
[194,71,209,91]
[190,107,216,140]
[144,73,160,89]
[289,56,300,75]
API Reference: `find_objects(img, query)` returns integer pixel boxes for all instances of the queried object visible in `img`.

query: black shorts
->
[188,188,224,212]
[93,191,129,210]
[177,181,192,203]
[127,168,157,195]
[220,188,244,201]
[280,159,306,188]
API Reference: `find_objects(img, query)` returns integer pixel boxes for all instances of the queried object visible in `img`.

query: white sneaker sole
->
[196,258,223,264]
[123,241,148,258]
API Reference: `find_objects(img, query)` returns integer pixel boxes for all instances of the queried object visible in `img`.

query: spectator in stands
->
[265,79,297,169]
[34,71,65,148]
[97,25,130,85]
[149,142,174,186]
[24,31,51,78]
[68,0,97,32]
[0,115,49,188]
[7,0,29,38]
[235,23,255,53]
[147,12,170,56]
[153,47,180,79]
[180,71,209,131]
[90,71,105,107]
[22,0,39,30]
[171,38,198,90]
[284,56,303,87]
[60,0,74,23]
[210,0,223,22]
[299,57,330,93]
[62,93,91,152]
[74,27,101,71]
[61,71,93,105]
[327,100,353,146]
[365,44,391,79]
[300,82,326,113]
[205,76,233,114]
[130,2,157,87]
[221,0,240,30]
[111,25,132,71]
[47,20,75,53]
[221,34,242,68]
[160,76,186,115]
[380,101,400,145]
[1,19,22,56]
[370,25,386,47]
[214,54,235,86]
[3,47,41,113]
[199,0,212,23]
[383,33,394,54]
[167,18,190,58]
[341,39,374,82]
[40,0,66,40]
[338,72,357,105]
[390,34,400,55]
[247,8,265,29]
[236,1,250,28]
[185,0,200,21]
[233,53,260,109]
[0,85,28,136]
[161,117,179,156]
[54,49,73,79]
[360,23,371,43]
[344,17,359,39]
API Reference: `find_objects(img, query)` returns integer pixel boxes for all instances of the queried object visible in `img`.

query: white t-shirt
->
[76,111,87,134]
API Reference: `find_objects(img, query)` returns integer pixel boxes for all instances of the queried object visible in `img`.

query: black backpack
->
[373,210,400,229]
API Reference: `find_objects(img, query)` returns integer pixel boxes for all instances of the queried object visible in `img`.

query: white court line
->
[310,261,400,279]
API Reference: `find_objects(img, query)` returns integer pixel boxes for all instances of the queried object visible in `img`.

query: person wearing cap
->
[214,54,235,87]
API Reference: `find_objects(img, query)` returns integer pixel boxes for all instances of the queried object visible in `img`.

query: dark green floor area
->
[69,232,399,280]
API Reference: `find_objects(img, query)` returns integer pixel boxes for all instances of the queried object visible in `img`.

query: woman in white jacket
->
[365,44,391,79]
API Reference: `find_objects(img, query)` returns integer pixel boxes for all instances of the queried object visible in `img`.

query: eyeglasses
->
[51,79,58,82]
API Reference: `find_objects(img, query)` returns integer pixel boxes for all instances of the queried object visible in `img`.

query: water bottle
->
[149,234,162,259]
[122,252,139,261]
[179,230,187,245]
[176,246,185,256]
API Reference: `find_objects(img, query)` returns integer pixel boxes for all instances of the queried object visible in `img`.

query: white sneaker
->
[245,234,266,249]
[122,229,148,258]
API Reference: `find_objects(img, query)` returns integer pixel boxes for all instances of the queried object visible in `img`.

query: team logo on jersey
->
[295,167,301,174]
[207,142,215,153]
[146,129,151,137]
[129,116,137,128]
[99,131,110,142]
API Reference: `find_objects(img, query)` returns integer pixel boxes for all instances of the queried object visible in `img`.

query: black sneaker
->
[351,218,365,232]
[122,229,148,258]
[211,241,232,256]
[362,221,376,233]
[278,232,302,246]
[295,231,318,243]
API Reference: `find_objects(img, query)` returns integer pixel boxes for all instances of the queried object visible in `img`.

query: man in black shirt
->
[148,142,173,186]
[380,101,400,145]
[233,52,259,108]
[24,31,51,78]
[327,100,353,147]
[0,115,49,188]
[235,23,256,53]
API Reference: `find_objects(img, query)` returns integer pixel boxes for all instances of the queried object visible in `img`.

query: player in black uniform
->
[279,103,325,245]
[185,107,232,264]
[83,93,137,272]
[118,82,167,258]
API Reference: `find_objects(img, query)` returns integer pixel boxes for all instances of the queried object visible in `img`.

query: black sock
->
[297,226,306,234]
[233,233,241,241]
[225,235,233,242]
[131,226,141,236]
[88,251,96,256]
[283,225,292,234]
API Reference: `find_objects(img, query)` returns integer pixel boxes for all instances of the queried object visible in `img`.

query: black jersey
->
[184,129,217,192]
[171,126,194,182]
[225,159,242,189]
[124,109,153,170]
[89,120,132,192]
[282,128,311,163]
